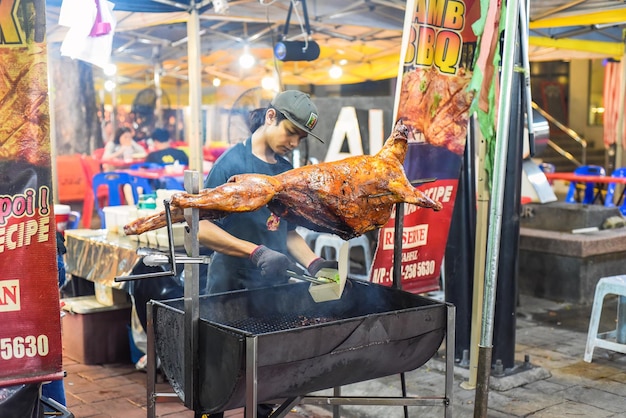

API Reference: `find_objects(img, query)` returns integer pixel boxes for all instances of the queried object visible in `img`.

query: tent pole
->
[473,0,521,415]
[616,46,626,170]
[462,118,489,390]
[187,3,203,172]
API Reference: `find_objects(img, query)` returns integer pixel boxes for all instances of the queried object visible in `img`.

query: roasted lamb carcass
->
[124,121,443,240]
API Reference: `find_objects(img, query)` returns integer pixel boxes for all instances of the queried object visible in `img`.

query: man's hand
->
[250,245,295,278]
[307,257,339,277]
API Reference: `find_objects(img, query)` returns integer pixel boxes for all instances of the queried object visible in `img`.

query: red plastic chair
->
[92,147,105,161]
[79,155,105,228]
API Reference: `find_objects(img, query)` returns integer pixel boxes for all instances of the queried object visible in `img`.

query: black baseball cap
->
[271,90,323,142]
[152,128,170,143]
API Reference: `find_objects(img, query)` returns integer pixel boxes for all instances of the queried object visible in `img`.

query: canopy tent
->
[44,0,626,105]
[528,4,626,61]
[45,0,406,101]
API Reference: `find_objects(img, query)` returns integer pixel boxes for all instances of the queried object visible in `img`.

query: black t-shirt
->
[204,139,294,293]
[145,147,189,165]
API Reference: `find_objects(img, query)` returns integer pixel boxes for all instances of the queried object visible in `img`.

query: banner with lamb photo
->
[369,0,479,293]
[0,0,64,385]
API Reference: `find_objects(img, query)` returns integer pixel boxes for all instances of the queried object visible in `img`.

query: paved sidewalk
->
[315,294,626,418]
[62,294,626,417]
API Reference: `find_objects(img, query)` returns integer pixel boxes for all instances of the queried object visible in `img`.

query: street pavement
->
[63,294,626,417]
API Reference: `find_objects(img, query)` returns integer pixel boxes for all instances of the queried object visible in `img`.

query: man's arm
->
[197,219,258,257]
[286,230,319,269]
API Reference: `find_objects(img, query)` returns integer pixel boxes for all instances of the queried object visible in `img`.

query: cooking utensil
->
[286,270,332,285]
[307,240,349,303]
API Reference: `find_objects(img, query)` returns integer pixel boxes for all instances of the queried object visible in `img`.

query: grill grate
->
[224,313,338,334]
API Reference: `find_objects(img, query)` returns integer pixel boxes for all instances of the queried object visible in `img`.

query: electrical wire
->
[264,1,284,91]
[291,0,310,51]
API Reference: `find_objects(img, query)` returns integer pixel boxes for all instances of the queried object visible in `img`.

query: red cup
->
[54,204,71,234]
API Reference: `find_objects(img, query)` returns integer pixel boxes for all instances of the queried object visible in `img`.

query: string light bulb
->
[103,63,117,76]
[261,75,278,91]
[239,45,255,69]
[329,64,342,79]
[104,80,116,92]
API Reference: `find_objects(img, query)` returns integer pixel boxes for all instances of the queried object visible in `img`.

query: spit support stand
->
[146,170,202,417]
[114,197,209,283]
[183,170,201,411]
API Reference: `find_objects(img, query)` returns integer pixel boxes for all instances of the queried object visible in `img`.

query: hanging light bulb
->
[261,75,278,91]
[239,45,255,69]
[329,64,342,79]
[104,79,116,92]
[103,63,117,76]
[212,77,221,87]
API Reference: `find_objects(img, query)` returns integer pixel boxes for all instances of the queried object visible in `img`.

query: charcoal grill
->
[150,279,448,414]
[136,172,454,418]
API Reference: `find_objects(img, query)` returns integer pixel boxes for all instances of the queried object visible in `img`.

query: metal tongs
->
[138,247,210,267]
[286,269,335,286]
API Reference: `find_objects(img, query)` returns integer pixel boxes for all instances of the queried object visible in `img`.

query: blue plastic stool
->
[564,165,606,204]
[604,167,626,216]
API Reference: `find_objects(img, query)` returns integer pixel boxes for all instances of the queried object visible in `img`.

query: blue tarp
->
[46,0,212,14]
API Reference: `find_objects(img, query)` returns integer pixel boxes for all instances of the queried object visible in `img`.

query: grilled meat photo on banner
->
[398,66,473,155]
[124,121,443,240]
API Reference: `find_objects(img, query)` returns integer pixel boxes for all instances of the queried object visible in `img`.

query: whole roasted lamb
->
[124,121,443,240]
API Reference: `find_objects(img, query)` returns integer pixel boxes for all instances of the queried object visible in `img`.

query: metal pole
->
[392,203,404,290]
[146,303,157,418]
[47,49,59,204]
[492,56,523,370]
[445,118,476,363]
[615,45,626,170]
[474,0,521,414]
[463,118,489,390]
[183,170,201,411]
[392,203,409,418]
[187,2,203,172]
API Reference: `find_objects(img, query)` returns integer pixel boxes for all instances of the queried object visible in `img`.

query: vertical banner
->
[370,0,479,293]
[0,0,64,385]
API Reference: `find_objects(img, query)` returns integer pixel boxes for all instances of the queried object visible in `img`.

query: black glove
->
[307,257,339,277]
[249,245,295,278]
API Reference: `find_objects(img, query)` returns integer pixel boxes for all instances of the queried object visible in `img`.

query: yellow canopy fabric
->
[530,9,626,29]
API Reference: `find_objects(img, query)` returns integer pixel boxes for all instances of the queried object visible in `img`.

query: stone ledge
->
[520,227,626,258]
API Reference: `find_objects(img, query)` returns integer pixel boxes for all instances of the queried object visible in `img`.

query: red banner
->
[0,0,64,385]
[370,0,479,293]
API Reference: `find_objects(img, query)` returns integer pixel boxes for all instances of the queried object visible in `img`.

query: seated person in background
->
[102,127,147,170]
[145,128,189,166]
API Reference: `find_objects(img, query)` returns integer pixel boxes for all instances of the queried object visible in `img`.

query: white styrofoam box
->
[136,208,160,243]
[155,189,182,210]
[103,205,137,236]
[156,223,185,248]
[136,207,184,247]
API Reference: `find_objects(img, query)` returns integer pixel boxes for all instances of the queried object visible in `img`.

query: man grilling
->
[198,90,337,417]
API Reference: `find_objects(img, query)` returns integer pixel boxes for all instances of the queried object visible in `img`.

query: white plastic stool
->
[584,275,626,362]
[313,233,372,281]
[296,227,320,250]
